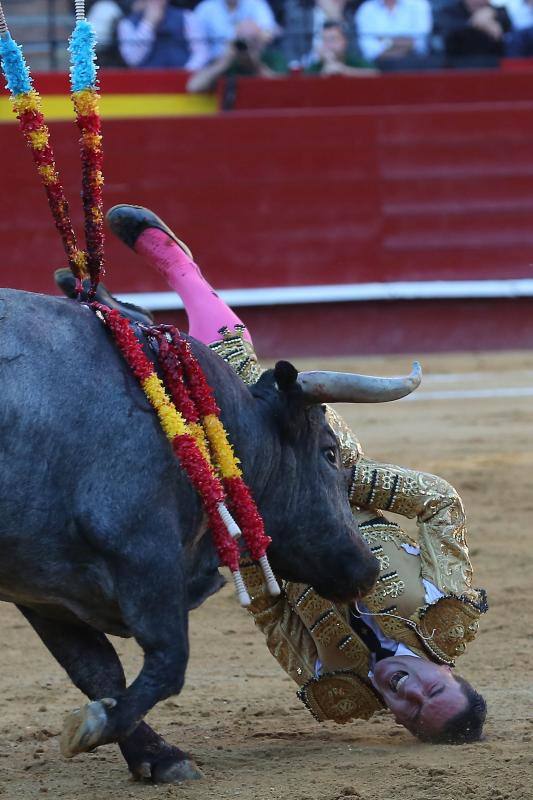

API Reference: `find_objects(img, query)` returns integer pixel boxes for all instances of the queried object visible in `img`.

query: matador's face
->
[371,655,468,737]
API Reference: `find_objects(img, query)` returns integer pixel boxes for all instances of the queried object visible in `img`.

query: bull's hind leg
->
[18,606,202,783]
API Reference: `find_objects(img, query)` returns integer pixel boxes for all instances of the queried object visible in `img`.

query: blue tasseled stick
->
[69,19,98,93]
[0,31,33,96]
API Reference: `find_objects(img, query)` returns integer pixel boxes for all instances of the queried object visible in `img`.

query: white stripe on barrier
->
[421,370,533,384]
[116,278,533,310]
[405,387,533,401]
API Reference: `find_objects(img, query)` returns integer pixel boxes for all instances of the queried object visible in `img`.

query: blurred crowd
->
[85,0,533,88]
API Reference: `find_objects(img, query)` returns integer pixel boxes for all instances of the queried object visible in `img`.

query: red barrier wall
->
[157,296,533,357]
[228,66,533,109]
[1,70,532,355]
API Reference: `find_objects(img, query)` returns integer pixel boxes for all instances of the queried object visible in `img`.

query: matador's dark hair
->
[416,676,487,745]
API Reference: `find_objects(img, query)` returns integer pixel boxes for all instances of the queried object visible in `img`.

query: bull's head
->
[248,359,421,603]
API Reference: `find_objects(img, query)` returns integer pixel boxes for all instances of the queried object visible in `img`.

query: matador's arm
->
[324,405,476,600]
[241,561,383,721]
[240,562,317,686]
[348,457,476,599]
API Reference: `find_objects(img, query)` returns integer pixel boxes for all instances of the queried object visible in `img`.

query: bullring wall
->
[1,69,532,356]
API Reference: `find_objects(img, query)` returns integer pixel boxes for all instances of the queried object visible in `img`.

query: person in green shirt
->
[306,20,378,75]
[186,19,287,92]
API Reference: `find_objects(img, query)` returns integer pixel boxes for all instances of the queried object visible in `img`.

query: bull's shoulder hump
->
[0,288,117,371]
[0,287,102,334]
[0,287,89,316]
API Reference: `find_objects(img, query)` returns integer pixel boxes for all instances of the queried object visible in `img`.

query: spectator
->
[503,0,533,55]
[193,0,278,66]
[186,19,287,90]
[116,0,207,68]
[306,20,378,73]
[72,0,129,66]
[355,0,433,66]
[438,0,512,63]
[283,0,358,68]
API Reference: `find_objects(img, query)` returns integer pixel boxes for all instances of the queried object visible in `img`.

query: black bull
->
[0,289,379,781]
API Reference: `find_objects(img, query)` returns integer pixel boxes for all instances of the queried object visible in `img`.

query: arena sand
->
[0,350,532,800]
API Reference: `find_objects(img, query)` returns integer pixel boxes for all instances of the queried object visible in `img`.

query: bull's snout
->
[353,552,380,598]
[340,549,379,602]
[312,543,380,604]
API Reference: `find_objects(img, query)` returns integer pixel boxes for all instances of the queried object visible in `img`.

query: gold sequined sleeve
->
[349,457,478,601]
[240,563,317,686]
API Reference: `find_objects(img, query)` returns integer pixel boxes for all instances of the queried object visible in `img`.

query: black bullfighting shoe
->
[54,268,155,326]
[106,204,193,258]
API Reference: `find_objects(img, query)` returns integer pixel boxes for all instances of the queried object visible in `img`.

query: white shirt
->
[314,614,421,678]
[504,0,533,29]
[402,542,444,604]
[355,0,433,62]
[87,0,123,48]
[193,0,278,64]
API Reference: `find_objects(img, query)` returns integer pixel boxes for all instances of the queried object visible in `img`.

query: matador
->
[55,204,488,745]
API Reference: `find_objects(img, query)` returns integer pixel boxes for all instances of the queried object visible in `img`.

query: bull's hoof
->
[60,697,117,758]
[132,756,203,784]
[153,758,203,784]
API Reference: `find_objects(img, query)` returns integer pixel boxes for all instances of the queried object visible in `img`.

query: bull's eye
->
[324,447,337,466]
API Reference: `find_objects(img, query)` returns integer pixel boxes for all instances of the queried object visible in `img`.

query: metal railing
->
[5,0,74,70]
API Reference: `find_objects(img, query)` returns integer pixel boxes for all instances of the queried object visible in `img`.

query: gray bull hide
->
[0,289,378,782]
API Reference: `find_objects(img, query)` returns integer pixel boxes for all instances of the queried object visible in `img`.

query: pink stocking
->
[134,229,252,346]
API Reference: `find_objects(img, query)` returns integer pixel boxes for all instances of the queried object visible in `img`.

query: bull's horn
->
[296,361,422,403]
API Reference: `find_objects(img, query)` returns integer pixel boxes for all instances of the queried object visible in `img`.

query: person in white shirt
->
[88,0,124,49]
[504,0,533,54]
[504,0,533,28]
[355,0,433,64]
[193,0,278,66]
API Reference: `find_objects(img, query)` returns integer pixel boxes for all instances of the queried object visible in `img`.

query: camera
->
[234,38,249,52]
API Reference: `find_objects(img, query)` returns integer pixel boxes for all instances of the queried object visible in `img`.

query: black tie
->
[349,610,395,662]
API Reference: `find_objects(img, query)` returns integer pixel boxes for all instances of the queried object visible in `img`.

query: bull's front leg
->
[59,545,195,770]
[18,606,201,783]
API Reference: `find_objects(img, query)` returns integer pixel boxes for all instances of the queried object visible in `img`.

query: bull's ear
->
[250,362,306,441]
[274,361,307,434]
[274,360,298,391]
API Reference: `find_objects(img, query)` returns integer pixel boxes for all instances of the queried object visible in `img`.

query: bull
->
[0,287,419,782]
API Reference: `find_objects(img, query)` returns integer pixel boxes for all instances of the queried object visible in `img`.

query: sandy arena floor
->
[1,350,532,800]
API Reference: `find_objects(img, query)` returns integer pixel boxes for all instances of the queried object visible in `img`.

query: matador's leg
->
[106,204,251,346]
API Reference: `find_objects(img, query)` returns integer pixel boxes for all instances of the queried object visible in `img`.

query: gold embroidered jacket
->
[211,328,488,723]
